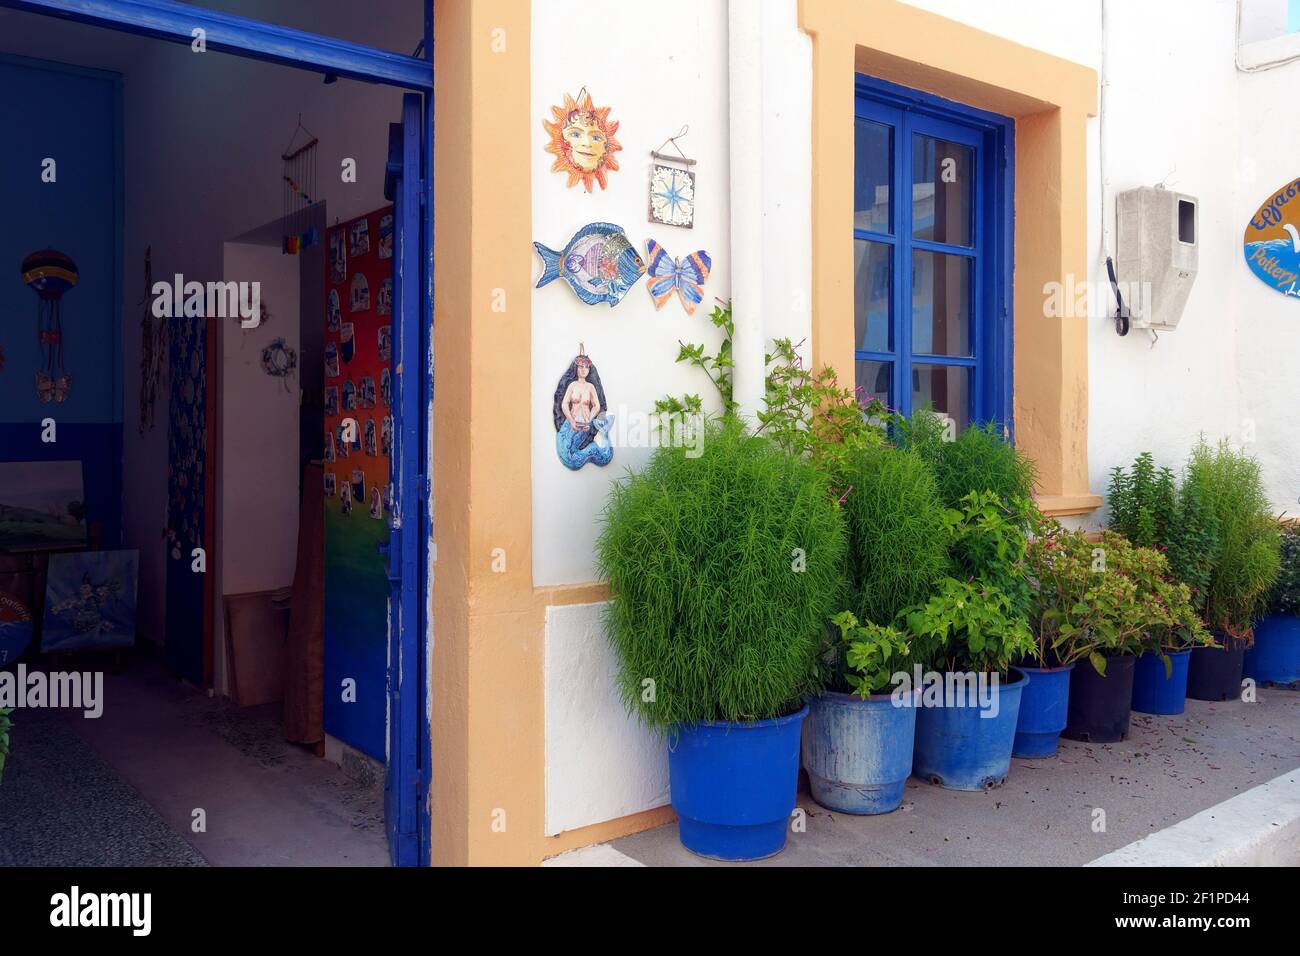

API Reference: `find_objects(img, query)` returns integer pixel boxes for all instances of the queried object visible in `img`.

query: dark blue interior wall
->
[0,55,123,547]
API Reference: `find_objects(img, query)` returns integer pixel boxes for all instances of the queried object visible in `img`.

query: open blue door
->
[383,92,426,866]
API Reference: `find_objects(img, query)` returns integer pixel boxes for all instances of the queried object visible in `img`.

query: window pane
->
[911,250,971,357]
[854,119,892,233]
[854,240,893,353]
[912,133,972,246]
[912,364,971,433]
[856,360,893,412]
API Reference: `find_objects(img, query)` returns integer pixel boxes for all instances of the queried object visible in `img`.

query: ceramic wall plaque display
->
[23,249,77,404]
[534,222,646,307]
[644,240,712,315]
[553,347,614,471]
[543,89,622,192]
[1244,176,1300,300]
[648,127,697,228]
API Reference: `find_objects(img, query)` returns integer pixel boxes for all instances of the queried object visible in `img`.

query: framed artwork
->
[0,460,87,552]
[40,550,139,652]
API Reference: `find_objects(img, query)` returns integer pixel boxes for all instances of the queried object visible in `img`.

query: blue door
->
[382,93,426,866]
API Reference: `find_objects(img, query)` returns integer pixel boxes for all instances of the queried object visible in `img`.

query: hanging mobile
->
[649,125,697,229]
[22,249,77,404]
[282,114,320,254]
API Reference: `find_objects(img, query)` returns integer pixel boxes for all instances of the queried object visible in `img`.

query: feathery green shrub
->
[597,420,846,730]
[898,412,1037,509]
[1107,452,1177,549]
[840,444,950,629]
[1187,439,1281,635]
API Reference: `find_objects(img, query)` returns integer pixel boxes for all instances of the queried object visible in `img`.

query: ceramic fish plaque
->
[535,222,646,307]
[644,240,712,315]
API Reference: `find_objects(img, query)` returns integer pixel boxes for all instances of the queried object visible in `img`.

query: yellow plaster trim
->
[800,0,1101,509]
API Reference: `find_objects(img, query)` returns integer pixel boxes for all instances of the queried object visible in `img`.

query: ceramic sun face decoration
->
[544,91,622,192]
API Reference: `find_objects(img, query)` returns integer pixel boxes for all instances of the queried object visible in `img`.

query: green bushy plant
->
[899,411,1037,510]
[1107,452,1177,549]
[758,338,888,483]
[1269,523,1300,617]
[839,445,950,629]
[903,577,1035,677]
[597,420,846,730]
[1025,523,1144,671]
[655,301,736,418]
[945,490,1036,619]
[1187,439,1281,636]
[1165,467,1221,617]
[830,611,911,698]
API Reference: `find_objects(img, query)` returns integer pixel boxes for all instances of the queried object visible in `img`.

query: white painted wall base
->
[543,602,670,836]
[1087,767,1300,867]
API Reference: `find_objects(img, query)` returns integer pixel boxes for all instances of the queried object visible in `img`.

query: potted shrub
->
[906,574,1036,790]
[1060,532,1148,743]
[1018,522,1119,756]
[597,420,846,861]
[1127,546,1214,715]
[802,612,915,814]
[800,443,944,815]
[1183,440,1281,701]
[1245,522,1300,687]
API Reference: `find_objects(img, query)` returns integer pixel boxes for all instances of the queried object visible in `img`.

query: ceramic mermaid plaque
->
[553,347,614,471]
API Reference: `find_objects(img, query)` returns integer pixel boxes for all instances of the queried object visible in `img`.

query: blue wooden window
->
[853,75,1014,434]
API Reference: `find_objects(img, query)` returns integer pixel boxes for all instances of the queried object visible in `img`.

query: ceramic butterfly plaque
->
[645,240,712,315]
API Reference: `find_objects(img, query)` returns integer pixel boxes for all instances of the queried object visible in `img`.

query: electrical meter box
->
[1118,184,1196,330]
[1116,186,1198,331]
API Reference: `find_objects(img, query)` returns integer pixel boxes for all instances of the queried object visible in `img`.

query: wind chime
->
[21,249,77,404]
[138,246,167,432]
[282,115,320,255]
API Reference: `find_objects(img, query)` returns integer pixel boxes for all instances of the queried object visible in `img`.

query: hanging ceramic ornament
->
[543,88,622,192]
[552,345,614,471]
[644,240,712,315]
[349,274,369,312]
[22,249,77,404]
[261,337,298,393]
[534,223,645,307]
[649,126,697,228]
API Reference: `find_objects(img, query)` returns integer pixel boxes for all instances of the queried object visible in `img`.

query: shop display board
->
[322,206,394,760]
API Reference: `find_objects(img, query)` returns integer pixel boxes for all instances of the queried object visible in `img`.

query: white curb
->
[1087,767,1300,867]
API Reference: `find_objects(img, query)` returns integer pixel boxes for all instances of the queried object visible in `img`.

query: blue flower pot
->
[667,704,808,861]
[1012,664,1074,758]
[802,690,916,814]
[913,667,1027,791]
[1245,615,1300,687]
[1131,648,1192,715]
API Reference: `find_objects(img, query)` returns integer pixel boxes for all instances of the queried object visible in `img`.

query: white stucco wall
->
[538,0,1300,834]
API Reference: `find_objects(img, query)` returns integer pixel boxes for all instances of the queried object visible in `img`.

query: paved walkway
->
[600,689,1300,866]
[0,659,388,867]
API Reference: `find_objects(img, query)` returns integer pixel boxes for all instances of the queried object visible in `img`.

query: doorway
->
[0,0,433,866]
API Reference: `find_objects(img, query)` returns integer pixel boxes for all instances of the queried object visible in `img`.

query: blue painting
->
[40,550,139,652]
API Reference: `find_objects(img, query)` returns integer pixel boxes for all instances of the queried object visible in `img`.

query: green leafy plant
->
[1097,532,1213,678]
[898,412,1037,510]
[944,490,1037,619]
[831,610,912,698]
[839,445,950,630]
[758,338,887,483]
[1187,439,1282,637]
[1107,452,1177,549]
[1269,522,1300,617]
[597,419,846,730]
[1025,523,1142,671]
[903,577,1035,676]
[1165,466,1221,617]
[0,707,11,785]
[654,301,736,419]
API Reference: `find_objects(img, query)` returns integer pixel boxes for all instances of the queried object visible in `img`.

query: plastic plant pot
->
[1062,654,1134,743]
[1131,648,1192,715]
[802,689,916,814]
[912,667,1026,791]
[1244,615,1300,688]
[1012,664,1074,758]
